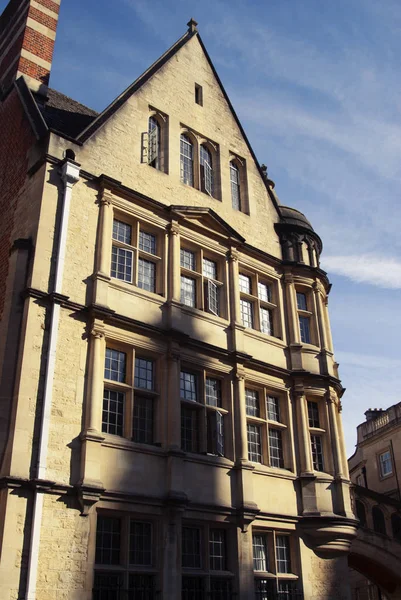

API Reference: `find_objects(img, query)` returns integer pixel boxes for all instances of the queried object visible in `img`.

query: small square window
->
[105,348,126,382]
[195,83,203,106]
[181,248,196,270]
[134,357,154,390]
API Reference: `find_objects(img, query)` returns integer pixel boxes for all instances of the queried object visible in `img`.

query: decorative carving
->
[227,248,239,262]
[90,325,105,340]
[237,502,260,532]
[168,221,180,236]
[234,366,246,381]
[76,482,104,516]
[283,272,294,285]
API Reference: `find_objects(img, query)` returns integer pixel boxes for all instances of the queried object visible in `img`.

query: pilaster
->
[93,191,113,308]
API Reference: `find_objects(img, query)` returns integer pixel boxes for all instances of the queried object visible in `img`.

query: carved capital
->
[228,248,239,263]
[168,221,180,236]
[312,280,325,295]
[90,323,105,340]
[237,502,260,533]
[99,192,113,207]
[283,273,294,285]
[234,366,246,382]
[325,388,338,405]
[292,384,305,399]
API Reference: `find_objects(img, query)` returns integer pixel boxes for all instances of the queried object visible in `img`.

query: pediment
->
[170,206,245,243]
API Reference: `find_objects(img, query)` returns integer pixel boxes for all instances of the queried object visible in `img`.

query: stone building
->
[0,1,357,598]
[348,404,401,599]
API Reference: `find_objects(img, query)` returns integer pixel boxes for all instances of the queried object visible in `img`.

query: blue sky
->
[5,0,401,454]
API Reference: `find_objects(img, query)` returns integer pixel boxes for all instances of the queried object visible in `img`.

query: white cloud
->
[322,255,401,288]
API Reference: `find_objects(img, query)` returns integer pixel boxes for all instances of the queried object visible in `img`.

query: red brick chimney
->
[0,0,61,95]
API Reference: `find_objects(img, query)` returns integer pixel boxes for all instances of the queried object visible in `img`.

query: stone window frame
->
[110,209,165,297]
[93,511,160,598]
[252,528,300,596]
[306,397,330,474]
[377,447,394,480]
[181,520,235,597]
[180,126,221,200]
[179,364,231,458]
[238,267,280,339]
[295,286,319,347]
[179,240,228,319]
[229,154,249,214]
[102,341,161,446]
[142,106,169,173]
[244,383,291,470]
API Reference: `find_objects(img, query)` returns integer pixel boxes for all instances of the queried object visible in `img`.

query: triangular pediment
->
[170,206,245,243]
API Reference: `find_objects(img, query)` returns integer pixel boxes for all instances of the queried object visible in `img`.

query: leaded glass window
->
[276,535,291,573]
[132,396,153,444]
[96,516,121,565]
[311,434,324,471]
[205,378,222,407]
[180,372,197,401]
[181,248,196,270]
[138,258,156,292]
[307,401,320,428]
[102,389,124,436]
[269,429,284,468]
[246,388,260,417]
[139,230,156,255]
[181,276,196,307]
[247,423,262,462]
[180,134,194,186]
[135,357,154,390]
[148,116,160,169]
[105,348,126,382]
[253,534,268,571]
[182,527,201,568]
[240,299,253,328]
[209,529,226,570]
[200,144,213,195]
[230,162,241,210]
[267,396,280,422]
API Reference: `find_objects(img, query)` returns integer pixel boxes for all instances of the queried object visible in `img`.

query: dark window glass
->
[209,529,226,570]
[307,401,320,428]
[182,577,203,600]
[128,573,155,599]
[132,396,153,444]
[105,348,126,382]
[299,316,311,344]
[102,389,124,436]
[210,578,232,599]
[95,516,121,565]
[246,389,260,417]
[129,521,152,566]
[180,372,197,401]
[205,378,222,407]
[135,358,154,390]
[372,506,386,535]
[247,423,262,463]
[296,292,307,311]
[93,572,122,600]
[275,535,291,573]
[311,435,324,471]
[269,429,284,468]
[181,407,198,453]
[182,527,201,568]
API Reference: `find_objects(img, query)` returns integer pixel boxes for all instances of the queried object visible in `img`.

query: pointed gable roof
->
[76,21,280,215]
[169,205,245,243]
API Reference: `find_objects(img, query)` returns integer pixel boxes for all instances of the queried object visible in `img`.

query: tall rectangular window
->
[307,401,320,428]
[205,377,222,407]
[269,429,284,468]
[247,423,262,463]
[299,316,311,344]
[311,434,324,471]
[260,307,273,335]
[253,534,268,571]
[267,396,280,422]
[137,258,156,292]
[102,389,124,436]
[132,396,153,444]
[181,248,196,271]
[275,535,291,573]
[181,276,196,307]
[134,358,154,390]
[182,527,201,568]
[180,371,197,401]
[180,134,194,186]
[96,516,121,565]
[239,271,278,336]
[379,450,393,477]
[230,162,241,210]
[209,529,226,570]
[246,388,260,417]
[181,406,198,453]
[139,230,156,255]
[129,521,152,566]
[105,348,126,382]
[240,299,254,328]
[239,273,251,294]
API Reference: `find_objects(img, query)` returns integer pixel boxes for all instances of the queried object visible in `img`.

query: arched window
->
[148,116,161,169]
[355,500,366,527]
[200,144,213,195]
[230,161,241,210]
[180,134,194,186]
[391,513,401,541]
[372,506,386,535]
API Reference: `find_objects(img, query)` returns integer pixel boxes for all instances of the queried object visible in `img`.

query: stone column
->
[234,368,248,463]
[283,273,300,344]
[228,247,244,352]
[313,281,328,350]
[323,295,334,352]
[167,221,181,302]
[93,192,112,307]
[294,386,313,475]
[326,389,344,478]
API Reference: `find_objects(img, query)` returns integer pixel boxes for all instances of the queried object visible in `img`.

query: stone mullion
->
[283,273,300,344]
[234,369,248,463]
[86,324,106,434]
[228,248,241,325]
[168,221,181,302]
[294,388,313,475]
[313,282,328,351]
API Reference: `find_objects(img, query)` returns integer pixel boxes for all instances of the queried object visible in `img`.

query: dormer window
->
[180,134,194,186]
[200,144,213,195]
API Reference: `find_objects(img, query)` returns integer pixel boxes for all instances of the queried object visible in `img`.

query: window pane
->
[111,246,133,282]
[240,299,253,328]
[138,258,156,292]
[278,580,299,598]
[182,527,201,568]
[311,434,324,471]
[181,407,198,453]
[239,273,251,294]
[181,276,196,307]
[253,534,268,571]
[148,116,160,169]
[182,577,203,600]
[210,578,232,599]
[95,516,121,565]
[200,145,213,195]
[276,535,291,573]
[205,377,222,407]
[254,578,275,599]
[380,451,393,476]
[246,388,260,417]
[203,257,217,279]
[299,316,311,344]
[180,371,197,401]
[296,292,307,311]
[135,357,154,390]
[139,230,156,255]
[269,429,284,468]
[180,134,194,186]
[230,162,241,210]
[260,307,273,335]
[113,219,131,244]
[267,396,280,422]
[247,423,262,463]
[128,574,155,599]
[105,348,126,382]
[102,389,124,436]
[129,521,152,566]
[132,396,153,444]
[181,248,196,270]
[207,279,220,316]
[209,529,226,570]
[93,572,122,600]
[258,282,271,303]
[307,401,320,428]
[206,410,224,456]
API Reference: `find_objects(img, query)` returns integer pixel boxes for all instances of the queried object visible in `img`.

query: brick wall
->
[0,88,35,320]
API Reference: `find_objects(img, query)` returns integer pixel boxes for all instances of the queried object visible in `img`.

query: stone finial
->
[187,18,198,33]
[260,163,275,189]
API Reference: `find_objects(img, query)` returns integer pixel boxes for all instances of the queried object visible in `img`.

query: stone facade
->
[0,2,357,598]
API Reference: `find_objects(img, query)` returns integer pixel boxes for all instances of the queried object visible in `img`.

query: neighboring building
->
[348,404,401,599]
[0,1,357,599]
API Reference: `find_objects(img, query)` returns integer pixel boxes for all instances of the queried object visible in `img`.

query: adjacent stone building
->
[0,1,357,598]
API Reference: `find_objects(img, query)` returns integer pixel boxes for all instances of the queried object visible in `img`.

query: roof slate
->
[37,88,98,138]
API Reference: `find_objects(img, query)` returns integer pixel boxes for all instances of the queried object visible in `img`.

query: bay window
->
[239,271,278,337]
[180,246,225,317]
